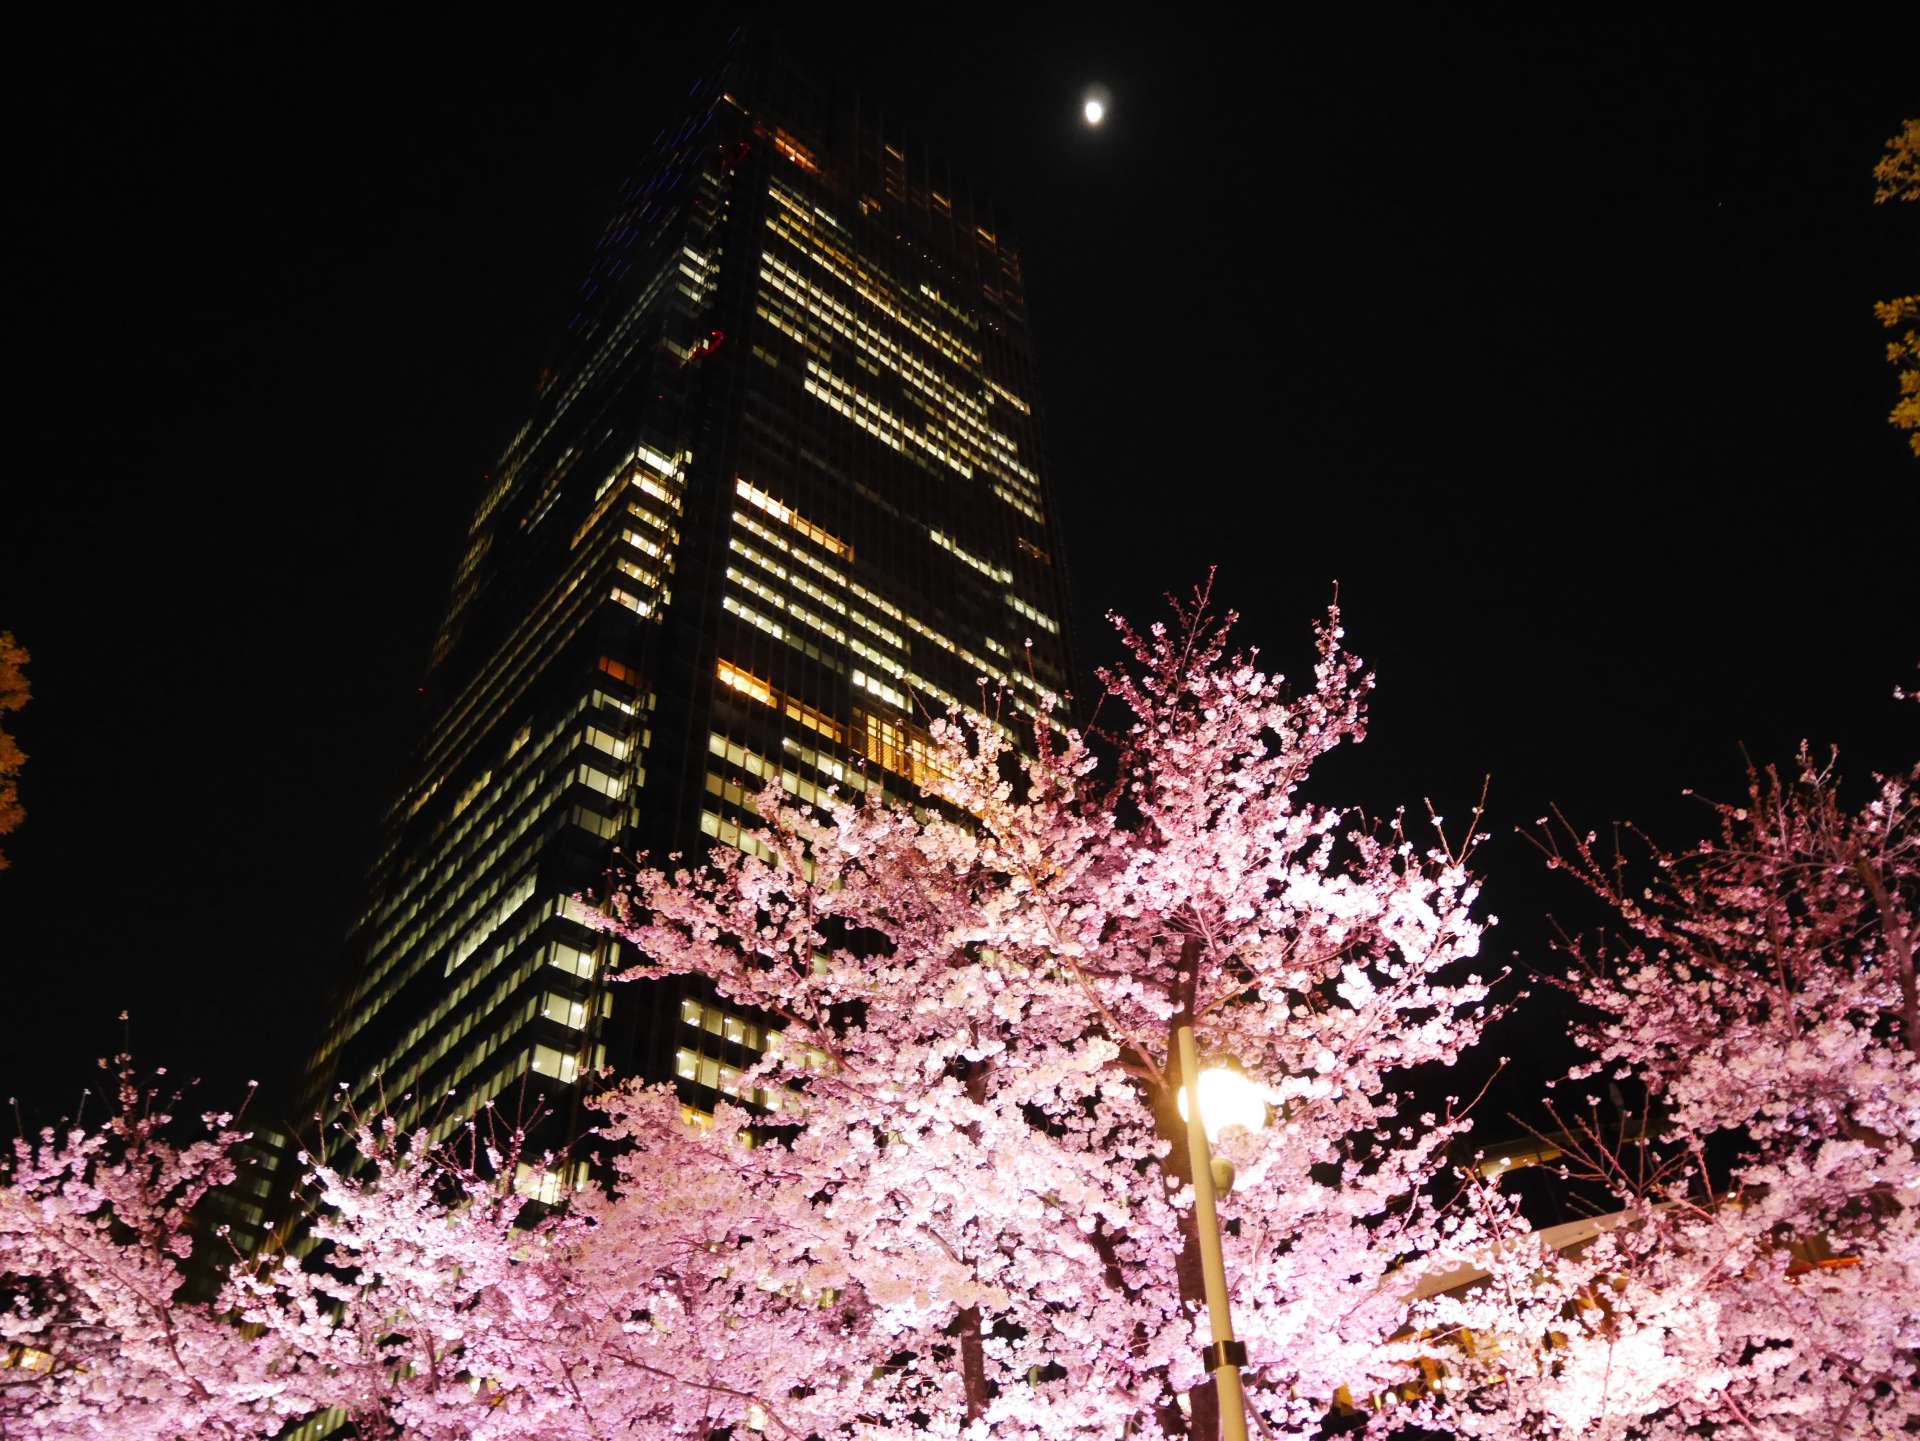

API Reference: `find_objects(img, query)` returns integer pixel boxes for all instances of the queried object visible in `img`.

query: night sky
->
[4,13,1916,1130]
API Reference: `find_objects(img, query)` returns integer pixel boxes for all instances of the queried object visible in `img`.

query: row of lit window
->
[712,718,950,821]
[736,478,853,559]
[763,223,990,426]
[932,528,1009,583]
[379,694,592,944]
[720,484,1049,724]
[918,280,978,333]
[675,1047,778,1110]
[423,1032,608,1147]
[781,734,870,794]
[852,668,908,710]
[753,295,817,356]
[728,535,904,650]
[710,729,868,798]
[360,925,600,1133]
[700,809,781,868]
[756,247,990,452]
[767,180,982,367]
[399,936,601,1104]
[363,877,541,1110]
[1005,593,1059,635]
[513,1158,591,1205]
[401,556,610,886]
[723,594,842,674]
[993,483,1044,524]
[571,800,621,840]
[403,422,679,834]
[571,450,651,553]
[680,994,825,1071]
[762,201,1034,483]
[758,261,969,481]
[757,251,996,468]
[345,731,573,1053]
[757,218,1047,523]
[801,367,919,463]
[402,549,600,824]
[706,745,833,813]
[348,690,637,1044]
[727,566,847,646]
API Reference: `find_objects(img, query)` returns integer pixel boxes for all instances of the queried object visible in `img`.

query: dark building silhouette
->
[292,31,1076,1197]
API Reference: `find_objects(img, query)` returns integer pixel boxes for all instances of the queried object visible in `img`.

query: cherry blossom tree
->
[589,584,1495,1438]
[1414,739,1920,1439]
[225,1114,636,1441]
[0,1061,281,1439]
[1,590,1498,1440]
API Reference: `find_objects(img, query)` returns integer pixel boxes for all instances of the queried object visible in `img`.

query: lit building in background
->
[290,30,1075,1192]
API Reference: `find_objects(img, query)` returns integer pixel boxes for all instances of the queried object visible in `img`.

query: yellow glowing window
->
[783,695,845,745]
[771,128,818,173]
[855,710,950,788]
[735,479,853,560]
[716,660,774,706]
[714,661,848,746]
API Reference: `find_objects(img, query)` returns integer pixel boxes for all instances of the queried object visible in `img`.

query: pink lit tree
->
[585,584,1496,1438]
[0,1062,282,1439]
[1,590,1499,1439]
[1414,738,1920,1439]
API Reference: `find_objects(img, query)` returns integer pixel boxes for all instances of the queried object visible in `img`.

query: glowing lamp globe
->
[1178,1065,1268,1143]
[1083,97,1105,126]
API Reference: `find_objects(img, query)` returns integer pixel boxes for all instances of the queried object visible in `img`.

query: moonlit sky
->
[4,13,1916,1123]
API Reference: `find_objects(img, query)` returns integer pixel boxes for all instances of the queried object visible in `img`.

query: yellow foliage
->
[1875,122,1920,458]
[1874,117,1920,205]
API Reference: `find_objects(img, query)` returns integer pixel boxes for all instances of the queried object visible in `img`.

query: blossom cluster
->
[1,593,1912,1440]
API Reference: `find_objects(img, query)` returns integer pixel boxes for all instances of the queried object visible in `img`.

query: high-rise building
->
[294,31,1075,1185]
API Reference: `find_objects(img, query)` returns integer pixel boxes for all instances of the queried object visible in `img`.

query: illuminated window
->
[716,659,774,706]
[530,1044,579,1083]
[735,479,854,560]
[513,1163,563,1204]
[673,1045,775,1109]
[771,127,819,173]
[680,996,767,1050]
[547,941,597,978]
[930,530,1012,583]
[852,669,907,710]
[1005,593,1060,634]
[714,660,847,745]
[855,710,950,788]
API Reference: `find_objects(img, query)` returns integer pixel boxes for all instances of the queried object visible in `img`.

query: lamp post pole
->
[1175,1017,1250,1441]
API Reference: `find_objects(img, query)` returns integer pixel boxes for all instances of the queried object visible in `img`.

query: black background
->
[3,10,1916,1131]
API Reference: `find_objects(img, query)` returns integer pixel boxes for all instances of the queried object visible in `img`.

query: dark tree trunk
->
[1153,936,1218,1440]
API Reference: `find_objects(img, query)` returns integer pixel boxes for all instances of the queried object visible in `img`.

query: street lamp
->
[1174,1034,1266,1441]
[1179,1065,1269,1144]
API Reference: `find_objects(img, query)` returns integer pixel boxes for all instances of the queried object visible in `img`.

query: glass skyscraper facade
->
[295,33,1075,1185]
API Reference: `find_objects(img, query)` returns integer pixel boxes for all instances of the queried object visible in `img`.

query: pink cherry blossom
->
[1414,742,1920,1440]
[589,584,1494,1437]
[4,590,1500,1438]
